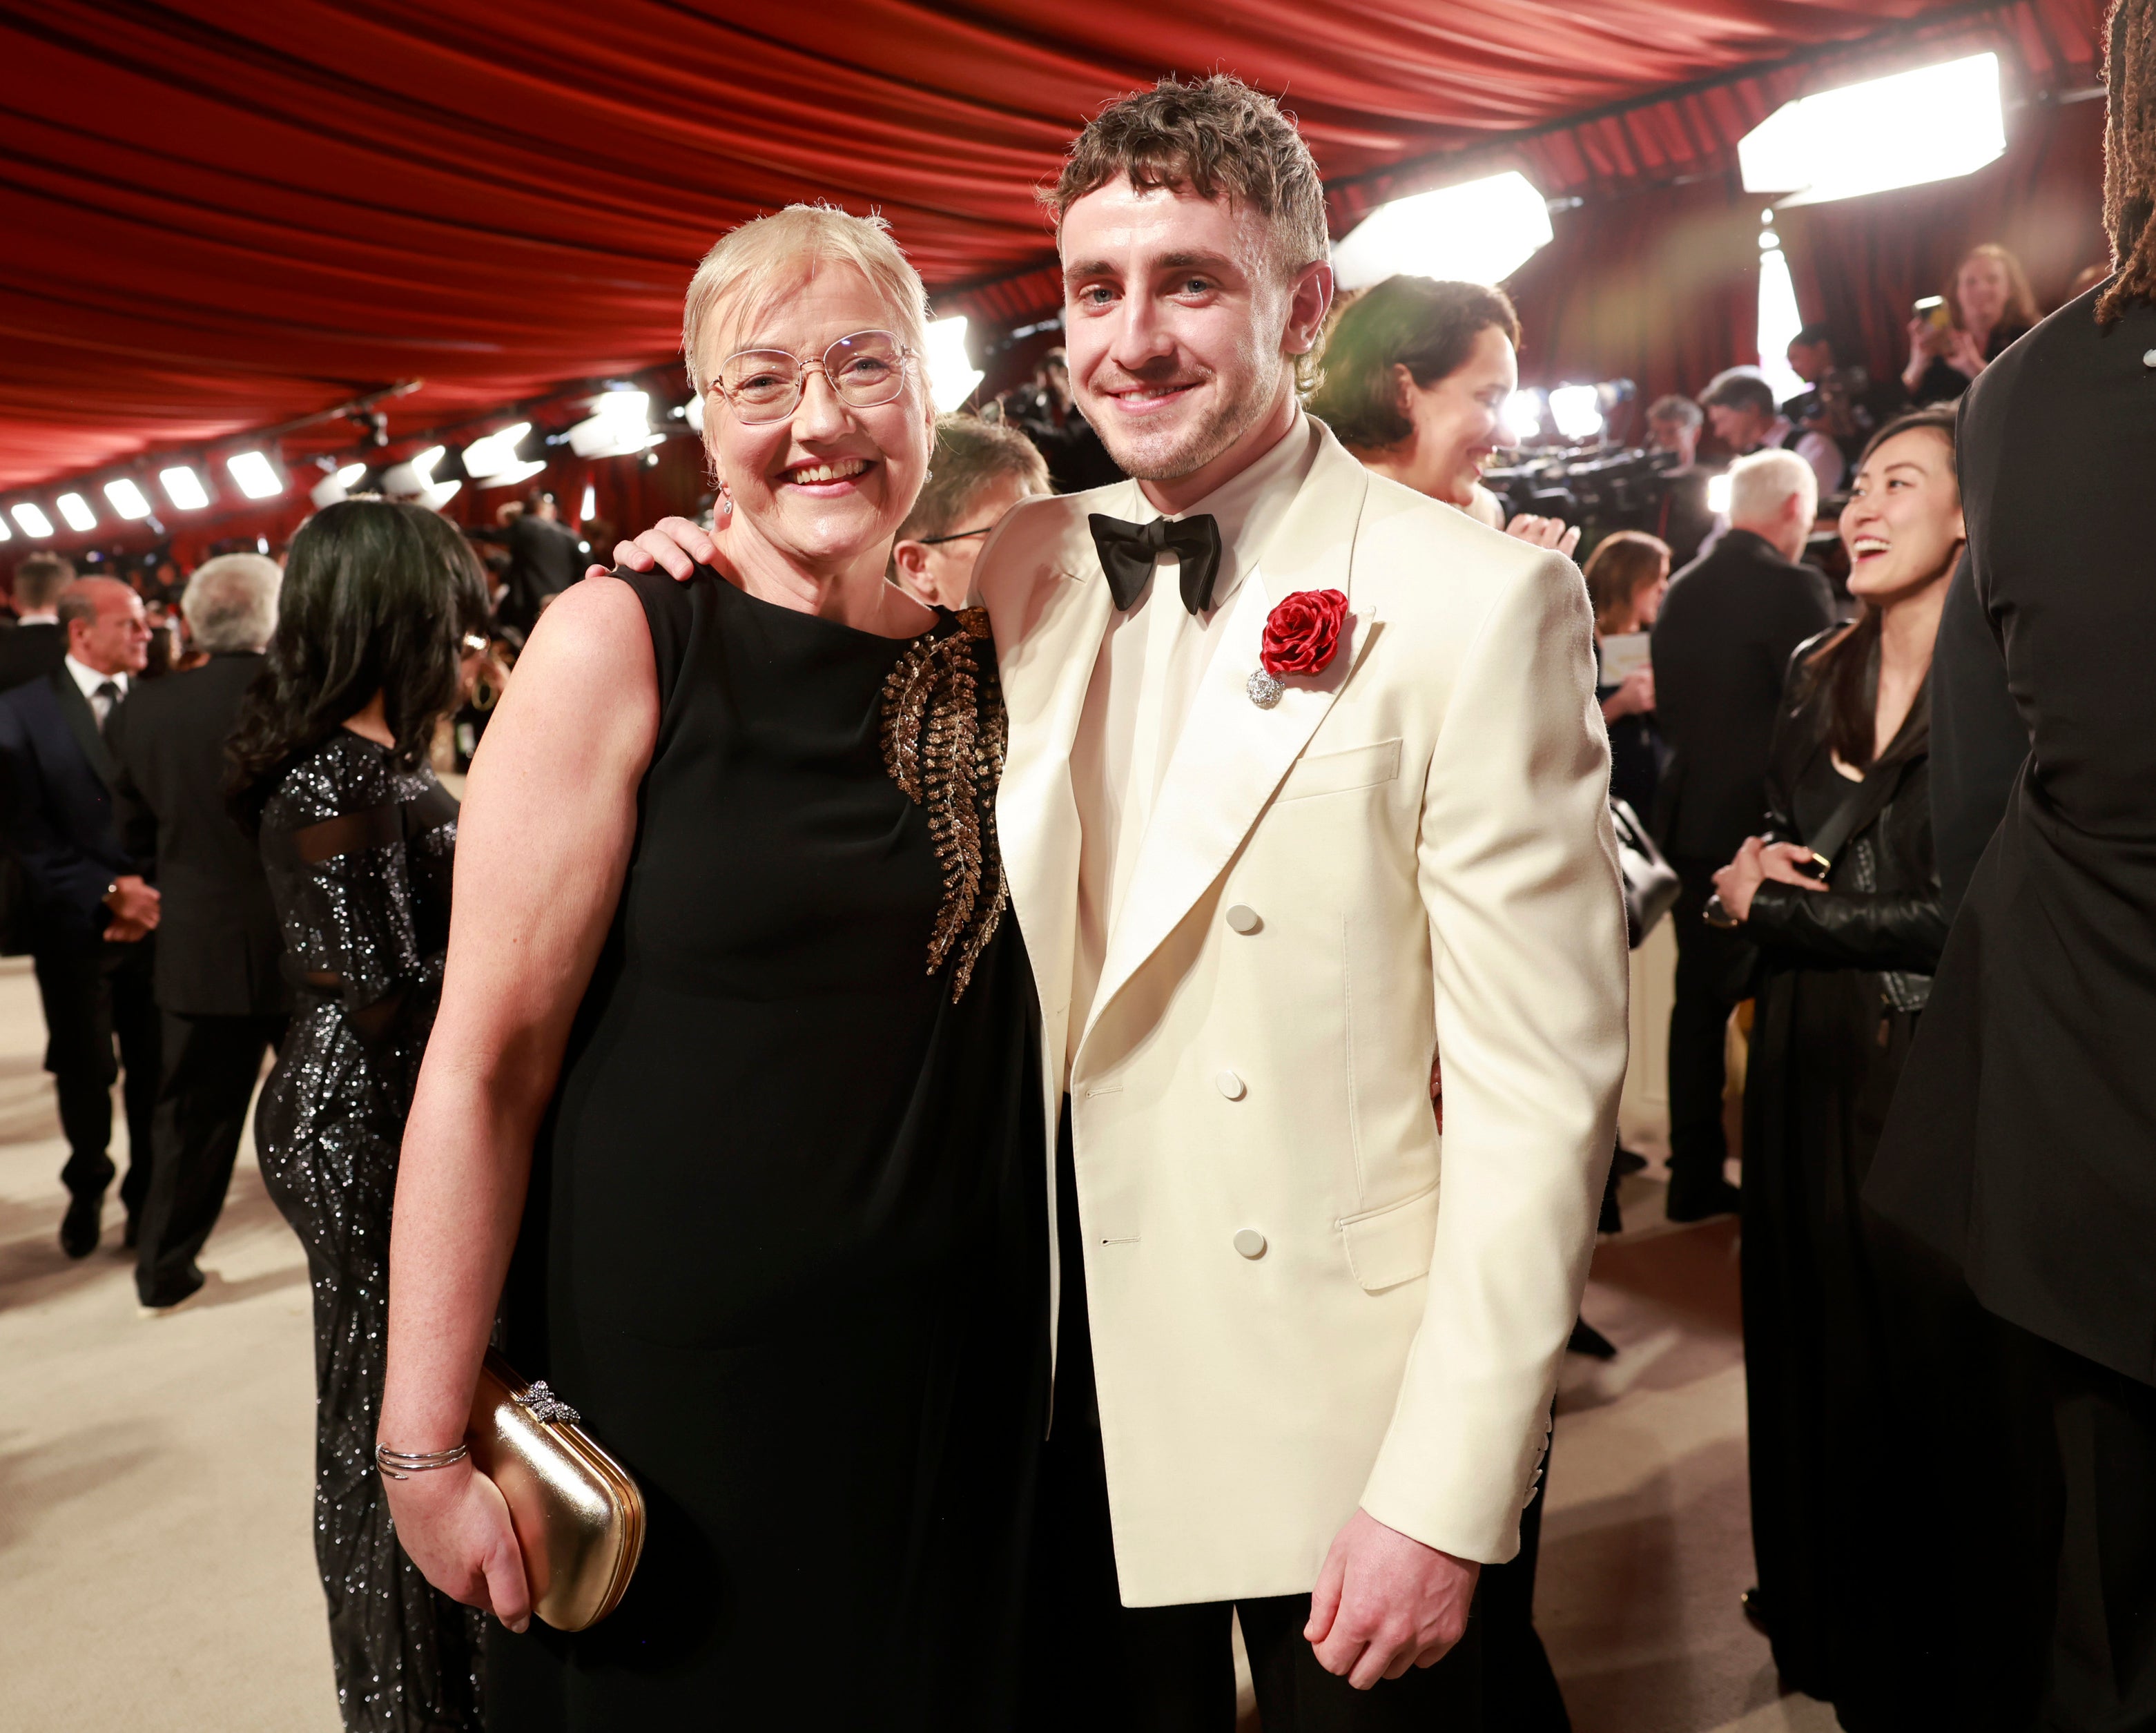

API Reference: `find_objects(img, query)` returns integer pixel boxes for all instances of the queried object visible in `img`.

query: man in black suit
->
[497,489,585,637]
[1649,448,1834,1219]
[110,553,289,1310]
[0,577,160,1256]
[0,553,74,691]
[1869,28,2156,1709]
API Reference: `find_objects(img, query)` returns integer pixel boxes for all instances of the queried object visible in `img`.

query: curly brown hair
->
[1044,74,1329,280]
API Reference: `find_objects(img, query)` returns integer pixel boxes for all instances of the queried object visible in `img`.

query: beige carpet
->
[0,936,1835,1731]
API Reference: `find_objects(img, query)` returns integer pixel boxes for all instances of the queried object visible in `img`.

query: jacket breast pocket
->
[1276,737,1401,804]
[1339,1183,1439,1293]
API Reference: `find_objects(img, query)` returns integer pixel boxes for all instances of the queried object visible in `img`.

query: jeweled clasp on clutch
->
[516,1381,581,1425]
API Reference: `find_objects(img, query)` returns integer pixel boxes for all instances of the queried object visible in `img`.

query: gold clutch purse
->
[466,1348,645,1632]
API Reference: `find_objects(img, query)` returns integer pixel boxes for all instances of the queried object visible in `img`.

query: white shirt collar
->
[64,654,127,701]
[1134,412,1319,610]
[15,612,57,626]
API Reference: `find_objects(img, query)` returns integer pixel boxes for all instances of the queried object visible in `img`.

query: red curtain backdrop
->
[0,0,2108,551]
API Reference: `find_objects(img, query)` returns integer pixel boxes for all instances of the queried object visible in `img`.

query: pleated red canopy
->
[0,0,2105,500]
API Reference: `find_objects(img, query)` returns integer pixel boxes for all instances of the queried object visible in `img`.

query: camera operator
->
[1307,274,1578,555]
[1700,368,1844,499]
[1783,325,1904,472]
[1001,346,1121,493]
[1645,395,1720,565]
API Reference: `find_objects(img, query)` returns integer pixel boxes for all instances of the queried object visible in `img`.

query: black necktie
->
[94,681,120,734]
[1087,513,1224,614]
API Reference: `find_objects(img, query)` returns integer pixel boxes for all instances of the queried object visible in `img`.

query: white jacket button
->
[1215,1069,1245,1101]
[1233,1228,1268,1259]
[1225,904,1261,933]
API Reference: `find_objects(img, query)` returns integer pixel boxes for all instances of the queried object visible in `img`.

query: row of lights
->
[9,315,990,546]
[1,450,286,544]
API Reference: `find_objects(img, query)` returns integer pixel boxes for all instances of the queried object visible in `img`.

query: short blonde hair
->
[681,204,932,400]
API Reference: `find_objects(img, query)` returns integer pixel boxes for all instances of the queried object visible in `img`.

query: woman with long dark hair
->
[1711,409,2047,1727]
[230,497,491,1733]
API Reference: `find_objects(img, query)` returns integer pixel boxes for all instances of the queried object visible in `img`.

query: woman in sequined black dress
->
[231,499,493,1733]
[380,209,1045,1732]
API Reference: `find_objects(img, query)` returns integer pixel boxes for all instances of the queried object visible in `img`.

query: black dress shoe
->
[1666,1176,1742,1223]
[139,1265,207,1315]
[59,1192,103,1259]
[1613,1144,1649,1177]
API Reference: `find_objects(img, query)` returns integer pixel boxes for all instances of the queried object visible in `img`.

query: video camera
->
[1478,443,1696,543]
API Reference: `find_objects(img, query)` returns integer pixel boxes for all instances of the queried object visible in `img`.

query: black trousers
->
[134,1010,285,1304]
[32,938,159,1216]
[2040,1337,2156,1732]
[1665,864,1748,1192]
[1022,1110,1481,1731]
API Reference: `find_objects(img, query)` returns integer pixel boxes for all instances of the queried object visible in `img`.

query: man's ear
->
[889,540,939,608]
[1392,362,1417,419]
[1283,259,1334,356]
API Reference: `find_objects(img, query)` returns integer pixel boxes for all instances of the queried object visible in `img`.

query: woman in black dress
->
[380,206,1044,1731]
[1711,410,2048,1728]
[229,499,493,1731]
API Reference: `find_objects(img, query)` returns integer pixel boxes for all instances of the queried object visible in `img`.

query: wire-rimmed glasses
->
[708,329,915,425]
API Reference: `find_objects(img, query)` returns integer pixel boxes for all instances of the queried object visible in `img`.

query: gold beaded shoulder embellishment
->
[879,607,1009,1002]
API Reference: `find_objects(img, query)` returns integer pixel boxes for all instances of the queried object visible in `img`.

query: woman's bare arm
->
[379,576,658,1623]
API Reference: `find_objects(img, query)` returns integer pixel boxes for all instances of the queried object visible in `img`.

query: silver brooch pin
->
[515,1381,581,1426]
[1247,670,1284,709]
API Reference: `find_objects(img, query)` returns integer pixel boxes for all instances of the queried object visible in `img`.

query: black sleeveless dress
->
[488,570,1046,1730]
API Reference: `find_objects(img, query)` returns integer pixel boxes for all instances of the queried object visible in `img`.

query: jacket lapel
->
[52,670,119,793]
[994,482,1136,1089]
[1075,434,1377,1064]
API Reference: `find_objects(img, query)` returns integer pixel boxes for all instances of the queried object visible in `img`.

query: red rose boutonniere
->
[1249,588,1348,708]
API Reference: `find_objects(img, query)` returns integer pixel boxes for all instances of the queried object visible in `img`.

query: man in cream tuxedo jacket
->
[605,72,1629,1732]
[989,75,1630,1730]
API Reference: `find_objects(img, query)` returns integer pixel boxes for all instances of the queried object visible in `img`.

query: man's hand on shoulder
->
[582,516,719,584]
[1304,1508,1479,1690]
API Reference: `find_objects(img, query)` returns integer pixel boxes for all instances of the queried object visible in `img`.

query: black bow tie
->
[1087,512,1224,614]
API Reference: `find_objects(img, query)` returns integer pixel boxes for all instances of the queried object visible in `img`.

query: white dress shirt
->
[1066,414,1321,1066]
[64,653,128,731]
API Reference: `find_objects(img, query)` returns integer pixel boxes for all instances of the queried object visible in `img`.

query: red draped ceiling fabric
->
[0,0,2108,513]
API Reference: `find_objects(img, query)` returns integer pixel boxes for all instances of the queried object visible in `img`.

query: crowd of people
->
[2,16,2154,1732]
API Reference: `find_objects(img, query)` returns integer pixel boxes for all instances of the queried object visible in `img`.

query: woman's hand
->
[583,515,723,583]
[1943,327,1988,381]
[380,1459,532,1632]
[1504,514,1582,559]
[1904,316,1948,389]
[1713,837,1826,922]
[1601,664,1655,722]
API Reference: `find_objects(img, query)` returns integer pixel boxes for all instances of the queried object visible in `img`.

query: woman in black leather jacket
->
[1709,409,2047,1730]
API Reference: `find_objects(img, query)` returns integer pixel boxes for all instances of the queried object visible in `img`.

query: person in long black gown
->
[380,205,1045,1732]
[228,499,494,1732]
[1710,411,2050,1730]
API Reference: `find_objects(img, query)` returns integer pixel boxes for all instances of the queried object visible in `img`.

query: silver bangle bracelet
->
[375,1442,470,1480]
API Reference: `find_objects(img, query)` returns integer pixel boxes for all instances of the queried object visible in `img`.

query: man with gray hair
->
[1650,447,1835,1221]
[109,552,290,1310]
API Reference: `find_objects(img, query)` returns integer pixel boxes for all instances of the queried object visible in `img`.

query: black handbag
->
[1611,797,1681,949]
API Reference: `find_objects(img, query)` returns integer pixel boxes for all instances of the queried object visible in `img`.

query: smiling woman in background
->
[1711,406,2048,1728]
[1308,274,1580,556]
[1901,242,2040,407]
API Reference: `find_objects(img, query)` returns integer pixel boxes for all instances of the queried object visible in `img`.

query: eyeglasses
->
[916,524,996,546]
[709,329,915,425]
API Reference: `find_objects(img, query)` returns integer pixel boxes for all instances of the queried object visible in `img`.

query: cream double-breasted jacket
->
[979,425,1629,1607]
